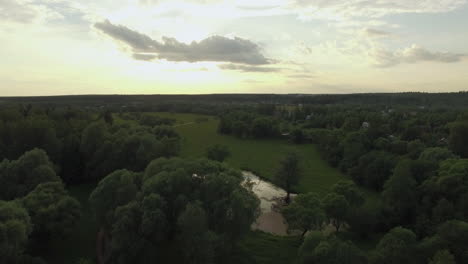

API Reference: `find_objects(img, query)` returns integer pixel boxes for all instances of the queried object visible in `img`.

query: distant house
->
[362,122,370,129]
[306,114,313,120]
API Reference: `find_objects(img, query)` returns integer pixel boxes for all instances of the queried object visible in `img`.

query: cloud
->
[0,0,39,23]
[94,20,271,65]
[288,74,315,79]
[219,64,281,72]
[292,0,468,19]
[362,28,392,38]
[371,44,466,67]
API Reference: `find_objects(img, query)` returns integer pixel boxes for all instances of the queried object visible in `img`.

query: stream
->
[242,171,290,236]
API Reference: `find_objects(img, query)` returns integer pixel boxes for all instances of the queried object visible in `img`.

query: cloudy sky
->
[1,0,467,95]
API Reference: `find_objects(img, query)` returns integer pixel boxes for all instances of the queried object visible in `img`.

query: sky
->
[1,0,467,95]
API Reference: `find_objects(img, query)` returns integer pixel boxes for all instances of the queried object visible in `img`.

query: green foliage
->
[419,147,457,164]
[372,227,417,264]
[20,182,81,239]
[436,220,468,262]
[323,193,349,231]
[90,158,259,263]
[282,193,325,237]
[177,202,217,264]
[299,235,367,264]
[275,152,301,203]
[448,121,468,158]
[0,201,32,263]
[0,148,60,200]
[429,250,456,264]
[89,170,138,228]
[331,180,364,208]
[382,160,417,225]
[205,144,230,162]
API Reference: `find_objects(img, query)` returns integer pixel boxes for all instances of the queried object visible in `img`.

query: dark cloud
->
[94,20,271,65]
[132,53,158,61]
[219,64,281,72]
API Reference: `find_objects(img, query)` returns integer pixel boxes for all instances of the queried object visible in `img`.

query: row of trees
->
[0,106,181,184]
[218,111,281,139]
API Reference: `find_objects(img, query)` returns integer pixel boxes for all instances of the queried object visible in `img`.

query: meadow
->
[156,112,347,195]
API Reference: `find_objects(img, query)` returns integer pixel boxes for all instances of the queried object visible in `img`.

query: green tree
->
[300,235,367,264]
[331,180,364,208]
[429,250,456,264]
[382,160,417,225]
[89,170,138,228]
[448,122,468,158]
[21,182,81,240]
[372,227,417,264]
[0,201,32,263]
[0,148,60,200]
[205,144,230,162]
[275,152,301,203]
[322,193,349,231]
[282,192,325,238]
[177,202,217,264]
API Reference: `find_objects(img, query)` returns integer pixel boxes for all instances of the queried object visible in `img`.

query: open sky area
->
[1,0,468,95]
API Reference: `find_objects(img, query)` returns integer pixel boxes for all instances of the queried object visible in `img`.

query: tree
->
[448,122,468,158]
[89,170,138,228]
[419,147,457,164]
[322,193,349,231]
[429,250,455,264]
[177,202,217,264]
[290,128,306,144]
[372,227,417,264]
[299,235,367,264]
[91,158,259,262]
[20,182,81,240]
[0,148,60,200]
[436,220,468,262]
[205,144,230,162]
[0,201,32,263]
[282,192,325,238]
[275,152,301,203]
[331,180,364,208]
[382,160,417,225]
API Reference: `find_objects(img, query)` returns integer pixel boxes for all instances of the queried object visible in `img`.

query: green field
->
[155,112,348,195]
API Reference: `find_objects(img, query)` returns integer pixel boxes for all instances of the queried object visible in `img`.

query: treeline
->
[0,105,181,184]
[3,92,468,110]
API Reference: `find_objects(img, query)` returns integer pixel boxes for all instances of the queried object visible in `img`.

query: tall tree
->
[275,152,301,203]
[282,192,325,238]
[322,193,349,232]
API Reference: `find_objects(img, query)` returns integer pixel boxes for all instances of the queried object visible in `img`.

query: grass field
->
[154,112,348,195]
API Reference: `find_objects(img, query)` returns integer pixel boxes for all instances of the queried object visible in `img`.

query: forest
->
[1,93,468,264]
